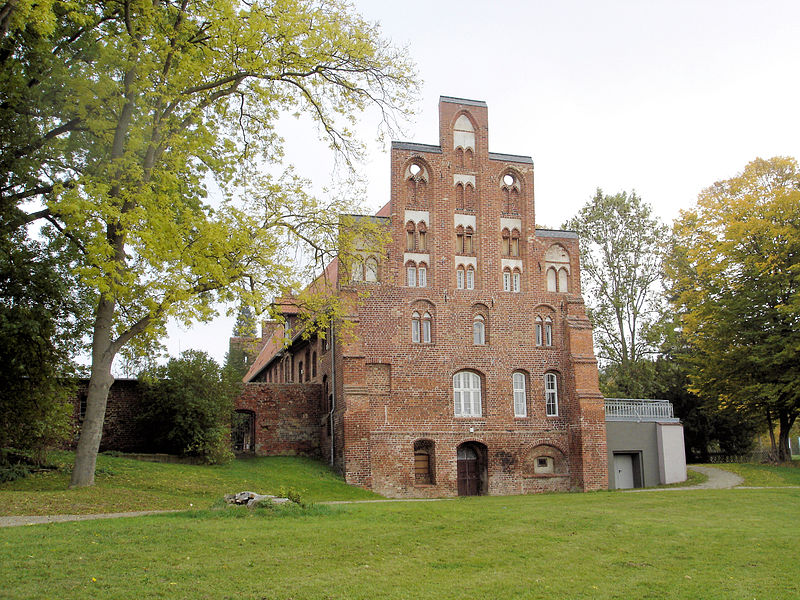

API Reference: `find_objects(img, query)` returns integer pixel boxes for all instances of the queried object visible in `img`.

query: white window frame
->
[473,315,485,345]
[545,373,559,416]
[407,265,417,287]
[453,371,482,417]
[422,312,432,343]
[411,312,421,343]
[503,271,511,292]
[545,317,553,347]
[513,271,521,293]
[535,317,543,346]
[466,267,475,290]
[513,372,527,417]
[457,268,465,289]
[418,266,427,288]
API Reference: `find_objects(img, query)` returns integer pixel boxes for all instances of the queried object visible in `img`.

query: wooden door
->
[457,457,479,496]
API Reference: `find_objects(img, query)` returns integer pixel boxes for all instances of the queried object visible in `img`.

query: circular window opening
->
[409,164,421,176]
[503,174,515,186]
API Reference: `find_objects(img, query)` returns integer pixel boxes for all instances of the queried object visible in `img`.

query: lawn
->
[0,452,380,516]
[711,462,800,487]
[1,487,798,599]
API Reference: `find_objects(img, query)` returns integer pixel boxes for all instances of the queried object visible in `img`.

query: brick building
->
[240,96,609,497]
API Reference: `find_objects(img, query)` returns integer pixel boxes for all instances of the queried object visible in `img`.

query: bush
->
[138,350,241,464]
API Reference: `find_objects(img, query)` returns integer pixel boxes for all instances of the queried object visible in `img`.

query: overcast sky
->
[161,0,800,369]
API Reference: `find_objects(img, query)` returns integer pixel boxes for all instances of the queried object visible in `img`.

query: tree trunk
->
[777,410,795,463]
[765,407,777,459]
[69,297,117,488]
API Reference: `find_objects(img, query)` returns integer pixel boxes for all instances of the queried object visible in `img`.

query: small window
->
[422,312,432,343]
[545,317,553,346]
[503,270,511,292]
[457,266,465,289]
[510,230,520,257]
[418,265,427,288]
[454,371,482,417]
[406,222,416,251]
[412,311,421,343]
[513,270,521,293]
[407,265,417,287]
[464,227,474,254]
[456,226,465,254]
[546,267,557,292]
[558,268,569,292]
[501,229,510,256]
[365,257,378,282]
[418,223,427,252]
[298,361,304,382]
[351,259,363,282]
[473,315,485,345]
[545,373,559,416]
[535,317,543,346]
[79,392,88,422]
[312,352,317,378]
[513,372,527,417]
[466,266,475,290]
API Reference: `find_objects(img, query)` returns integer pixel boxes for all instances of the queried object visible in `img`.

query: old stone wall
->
[236,383,323,456]
[70,379,146,452]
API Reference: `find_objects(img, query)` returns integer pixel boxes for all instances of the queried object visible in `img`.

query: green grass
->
[1,488,798,599]
[0,452,380,516]
[710,462,800,487]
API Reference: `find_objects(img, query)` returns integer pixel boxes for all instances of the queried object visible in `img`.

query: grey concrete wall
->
[657,422,687,484]
[605,421,660,489]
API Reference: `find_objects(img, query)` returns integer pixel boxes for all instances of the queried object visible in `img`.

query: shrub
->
[138,351,241,464]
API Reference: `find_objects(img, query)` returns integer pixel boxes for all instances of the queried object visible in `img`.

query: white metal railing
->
[604,398,678,422]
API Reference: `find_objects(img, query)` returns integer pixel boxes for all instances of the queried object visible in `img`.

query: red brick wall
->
[333,97,608,497]
[70,379,146,452]
[235,383,323,456]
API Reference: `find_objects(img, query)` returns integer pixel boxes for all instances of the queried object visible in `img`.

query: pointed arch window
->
[411,311,421,343]
[464,226,474,254]
[510,229,520,257]
[503,268,511,292]
[455,225,465,254]
[422,311,432,343]
[502,229,511,256]
[512,269,521,293]
[365,257,378,282]
[456,266,465,289]
[466,266,475,290]
[417,222,428,252]
[558,268,569,292]
[545,316,553,346]
[406,262,417,287]
[417,262,427,288]
[406,221,416,251]
[535,316,543,346]
[546,267,557,292]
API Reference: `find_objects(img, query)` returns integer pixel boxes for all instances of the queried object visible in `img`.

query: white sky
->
[161,0,800,369]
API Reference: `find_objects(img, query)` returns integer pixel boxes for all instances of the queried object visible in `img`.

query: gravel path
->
[0,509,181,528]
[625,465,744,492]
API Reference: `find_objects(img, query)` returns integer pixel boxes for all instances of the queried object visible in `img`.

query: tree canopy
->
[566,189,669,368]
[1,0,416,486]
[667,157,800,461]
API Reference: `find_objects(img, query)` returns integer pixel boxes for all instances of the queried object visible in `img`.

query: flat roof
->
[440,96,487,107]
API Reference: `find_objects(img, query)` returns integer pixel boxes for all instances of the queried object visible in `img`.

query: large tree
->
[566,189,669,369]
[1,0,415,486]
[668,157,800,461]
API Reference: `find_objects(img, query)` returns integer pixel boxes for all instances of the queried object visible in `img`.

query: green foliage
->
[566,189,669,366]
[0,226,81,463]
[668,157,800,461]
[1,0,416,486]
[138,351,241,464]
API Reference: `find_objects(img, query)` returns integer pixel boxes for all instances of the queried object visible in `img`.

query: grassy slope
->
[0,452,380,516]
[1,489,798,599]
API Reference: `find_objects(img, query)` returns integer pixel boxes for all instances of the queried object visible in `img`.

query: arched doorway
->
[232,410,255,454]
[457,442,488,496]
